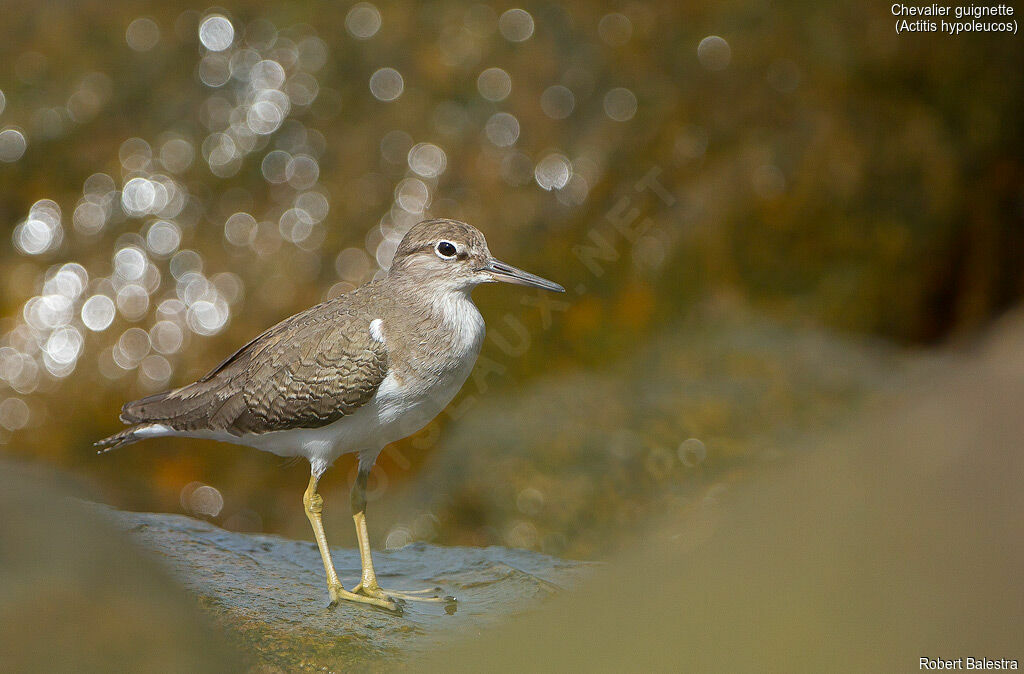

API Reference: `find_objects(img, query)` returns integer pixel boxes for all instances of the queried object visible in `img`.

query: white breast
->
[430,288,486,356]
[372,288,484,435]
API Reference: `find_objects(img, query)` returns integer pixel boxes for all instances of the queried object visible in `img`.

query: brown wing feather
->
[120,293,388,436]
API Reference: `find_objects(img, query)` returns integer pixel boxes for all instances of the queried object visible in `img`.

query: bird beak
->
[483,258,565,292]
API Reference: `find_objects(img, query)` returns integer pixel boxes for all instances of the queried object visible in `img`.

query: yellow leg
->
[347,468,456,610]
[302,472,398,611]
[354,510,380,589]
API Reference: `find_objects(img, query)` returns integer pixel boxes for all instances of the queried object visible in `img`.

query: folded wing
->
[119,300,388,437]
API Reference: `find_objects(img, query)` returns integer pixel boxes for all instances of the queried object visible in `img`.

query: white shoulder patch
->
[369,318,385,343]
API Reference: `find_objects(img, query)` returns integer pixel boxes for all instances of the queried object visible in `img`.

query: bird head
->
[388,219,565,294]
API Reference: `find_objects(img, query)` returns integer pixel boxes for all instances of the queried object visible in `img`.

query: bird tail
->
[94,425,148,454]
[96,384,212,454]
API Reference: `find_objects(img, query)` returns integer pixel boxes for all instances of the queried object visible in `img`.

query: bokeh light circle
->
[81,295,116,331]
[126,17,161,51]
[534,153,572,191]
[697,35,731,71]
[598,13,632,46]
[199,15,235,52]
[477,67,512,102]
[541,85,575,120]
[499,9,535,42]
[0,128,28,162]
[369,68,404,101]
[603,87,638,121]
[407,143,447,178]
[346,3,382,40]
[484,112,520,147]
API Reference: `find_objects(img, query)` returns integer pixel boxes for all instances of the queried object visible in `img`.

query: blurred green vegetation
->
[0,1,1020,553]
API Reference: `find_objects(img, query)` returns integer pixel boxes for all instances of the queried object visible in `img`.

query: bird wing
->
[120,298,388,436]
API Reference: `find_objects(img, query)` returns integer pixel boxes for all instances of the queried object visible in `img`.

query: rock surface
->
[97,505,590,670]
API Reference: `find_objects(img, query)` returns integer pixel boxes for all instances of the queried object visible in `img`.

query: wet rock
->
[96,506,590,670]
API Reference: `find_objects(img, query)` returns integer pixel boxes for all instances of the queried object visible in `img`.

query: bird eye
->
[436,241,457,258]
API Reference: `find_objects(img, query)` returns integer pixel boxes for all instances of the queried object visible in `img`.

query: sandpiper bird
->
[96,219,564,611]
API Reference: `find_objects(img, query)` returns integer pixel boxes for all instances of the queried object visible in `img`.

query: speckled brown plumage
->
[119,284,389,436]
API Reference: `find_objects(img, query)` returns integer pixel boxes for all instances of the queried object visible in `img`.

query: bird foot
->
[350,581,458,613]
[327,581,402,613]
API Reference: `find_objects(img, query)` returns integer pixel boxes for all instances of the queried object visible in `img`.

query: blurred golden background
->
[0,1,1021,563]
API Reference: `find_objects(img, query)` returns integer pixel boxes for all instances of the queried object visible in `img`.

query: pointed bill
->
[483,258,565,292]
